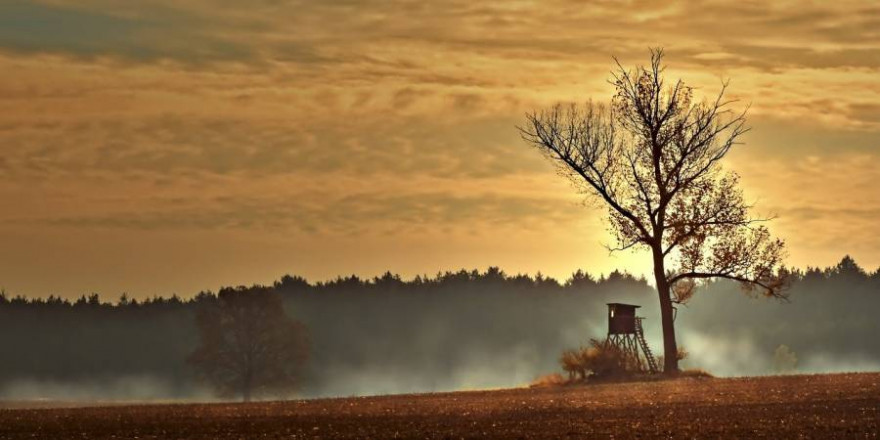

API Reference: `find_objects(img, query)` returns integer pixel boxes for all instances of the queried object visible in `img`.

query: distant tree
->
[830,255,866,279]
[560,348,587,380]
[520,49,787,374]
[188,286,309,402]
[274,274,310,296]
[565,269,596,289]
[772,344,798,374]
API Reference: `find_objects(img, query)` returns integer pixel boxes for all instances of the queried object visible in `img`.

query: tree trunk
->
[652,247,679,375]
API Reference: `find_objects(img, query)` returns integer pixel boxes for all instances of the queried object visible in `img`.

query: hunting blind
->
[605,303,659,374]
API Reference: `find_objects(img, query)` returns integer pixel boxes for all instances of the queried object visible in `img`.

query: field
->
[1,373,878,439]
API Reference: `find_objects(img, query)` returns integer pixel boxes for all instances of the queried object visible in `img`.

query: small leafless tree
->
[189,286,309,401]
[560,348,587,380]
[520,49,787,374]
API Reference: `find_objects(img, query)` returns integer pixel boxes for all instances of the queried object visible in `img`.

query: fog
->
[1,258,878,402]
[0,376,215,404]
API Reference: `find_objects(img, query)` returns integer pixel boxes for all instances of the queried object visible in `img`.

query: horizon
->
[2,253,873,301]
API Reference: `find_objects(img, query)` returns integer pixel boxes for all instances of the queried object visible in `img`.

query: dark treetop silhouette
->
[519,49,787,373]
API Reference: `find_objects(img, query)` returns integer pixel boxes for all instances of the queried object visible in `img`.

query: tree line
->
[0,268,646,308]
[1,258,879,400]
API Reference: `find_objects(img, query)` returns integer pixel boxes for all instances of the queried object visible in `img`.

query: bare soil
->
[1,373,878,439]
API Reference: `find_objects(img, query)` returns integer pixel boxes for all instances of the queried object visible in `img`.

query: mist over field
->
[1,256,878,401]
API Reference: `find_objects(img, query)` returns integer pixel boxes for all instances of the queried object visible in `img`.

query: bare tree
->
[189,286,309,401]
[520,49,787,374]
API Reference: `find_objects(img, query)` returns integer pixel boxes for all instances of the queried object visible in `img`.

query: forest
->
[1,256,878,400]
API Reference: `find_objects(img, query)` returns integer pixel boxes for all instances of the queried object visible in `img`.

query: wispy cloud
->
[0,1,256,63]
[0,0,878,295]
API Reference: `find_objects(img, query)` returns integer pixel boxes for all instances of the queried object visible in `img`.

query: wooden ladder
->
[635,318,659,374]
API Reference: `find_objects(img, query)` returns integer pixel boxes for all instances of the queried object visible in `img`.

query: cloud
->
[1,0,879,294]
[0,1,255,64]
[848,103,880,124]
[0,113,546,180]
[18,191,582,234]
[718,45,880,71]
[4,1,876,74]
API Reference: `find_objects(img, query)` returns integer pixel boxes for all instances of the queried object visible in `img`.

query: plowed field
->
[1,373,878,439]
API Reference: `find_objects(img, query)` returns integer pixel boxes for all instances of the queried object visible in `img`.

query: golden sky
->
[1,0,879,298]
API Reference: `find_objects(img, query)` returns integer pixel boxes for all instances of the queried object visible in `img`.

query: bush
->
[559,339,631,380]
[584,339,630,377]
[680,369,713,378]
[560,348,587,380]
[656,346,689,373]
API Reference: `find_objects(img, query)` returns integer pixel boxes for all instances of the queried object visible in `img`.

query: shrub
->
[530,373,567,388]
[656,346,689,373]
[772,344,798,374]
[559,339,631,380]
[680,369,713,378]
[583,339,629,377]
[560,348,587,380]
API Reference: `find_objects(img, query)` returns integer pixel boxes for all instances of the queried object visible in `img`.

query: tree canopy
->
[188,286,309,401]
[520,49,787,372]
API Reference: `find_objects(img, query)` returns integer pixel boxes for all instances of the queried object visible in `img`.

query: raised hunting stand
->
[605,303,659,374]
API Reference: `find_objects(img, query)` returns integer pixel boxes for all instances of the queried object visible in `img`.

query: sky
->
[1,0,879,299]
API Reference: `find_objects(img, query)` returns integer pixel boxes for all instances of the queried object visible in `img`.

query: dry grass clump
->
[679,368,713,379]
[529,373,568,388]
